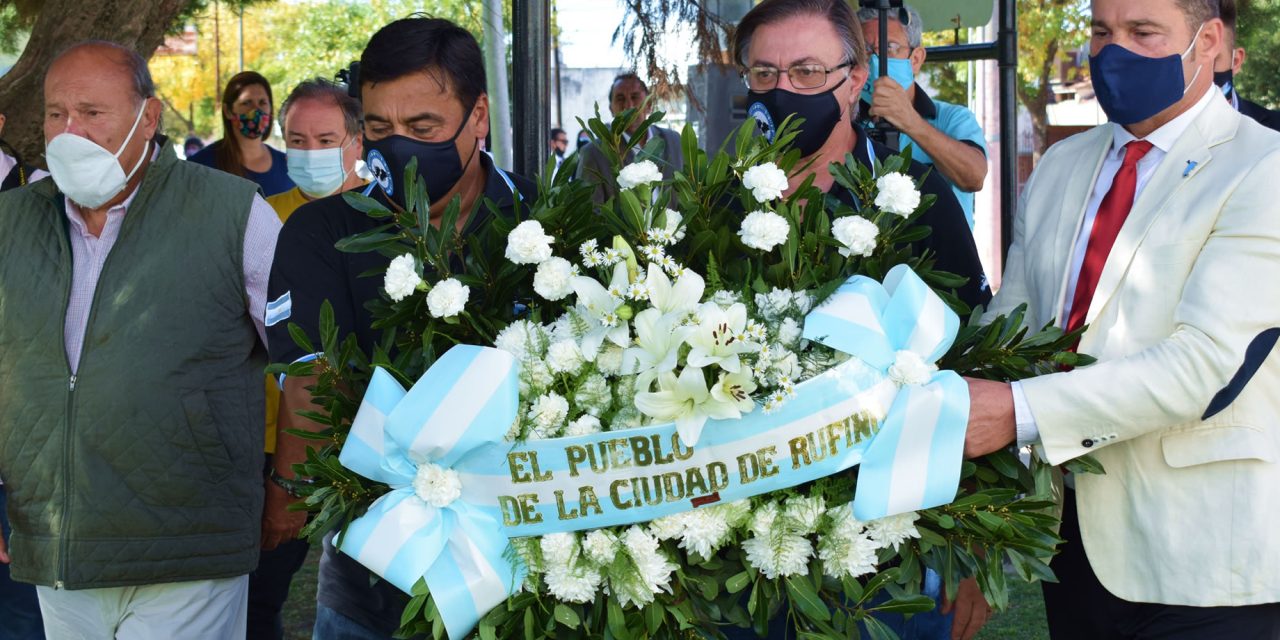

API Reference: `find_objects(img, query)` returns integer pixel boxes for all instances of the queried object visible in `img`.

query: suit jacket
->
[987,94,1280,606]
[1239,96,1280,133]
[576,125,683,203]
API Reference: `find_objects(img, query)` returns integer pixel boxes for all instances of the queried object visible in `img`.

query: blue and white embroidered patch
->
[265,291,292,327]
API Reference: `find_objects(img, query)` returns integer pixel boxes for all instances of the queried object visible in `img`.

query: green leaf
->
[552,604,580,629]
[726,570,752,594]
[784,576,831,622]
[1064,454,1106,475]
[869,594,936,614]
[863,615,902,640]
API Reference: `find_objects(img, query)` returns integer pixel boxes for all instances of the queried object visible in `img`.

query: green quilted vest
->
[0,144,267,588]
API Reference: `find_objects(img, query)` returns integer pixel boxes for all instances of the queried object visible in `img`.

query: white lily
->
[571,262,632,359]
[621,308,689,389]
[634,367,743,446]
[645,263,704,318]
[685,302,756,373]
[709,370,758,416]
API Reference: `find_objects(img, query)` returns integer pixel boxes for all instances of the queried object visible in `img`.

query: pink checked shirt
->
[62,149,281,373]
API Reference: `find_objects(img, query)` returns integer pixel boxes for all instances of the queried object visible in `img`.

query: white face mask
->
[45,101,148,209]
[286,139,353,199]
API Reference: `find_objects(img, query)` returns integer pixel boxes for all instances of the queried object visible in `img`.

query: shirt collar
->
[1110,85,1217,154]
[63,142,158,229]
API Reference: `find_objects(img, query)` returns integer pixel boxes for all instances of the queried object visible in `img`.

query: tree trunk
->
[0,0,190,168]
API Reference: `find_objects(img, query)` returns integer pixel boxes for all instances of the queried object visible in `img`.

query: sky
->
[555,0,697,71]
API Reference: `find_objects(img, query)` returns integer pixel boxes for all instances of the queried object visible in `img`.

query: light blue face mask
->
[861,54,915,103]
[287,139,354,198]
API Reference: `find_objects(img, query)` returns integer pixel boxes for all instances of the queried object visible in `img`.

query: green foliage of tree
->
[1236,0,1280,108]
[152,0,511,143]
[1016,0,1090,155]
[921,30,972,109]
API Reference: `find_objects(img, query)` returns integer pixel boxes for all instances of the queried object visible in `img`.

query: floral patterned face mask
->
[237,108,271,139]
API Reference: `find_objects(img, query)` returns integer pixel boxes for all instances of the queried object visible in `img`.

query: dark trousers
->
[247,538,310,640]
[0,485,45,640]
[247,454,312,640]
[1043,488,1280,640]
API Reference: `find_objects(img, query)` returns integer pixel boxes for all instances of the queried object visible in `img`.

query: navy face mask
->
[1089,25,1204,125]
[363,105,477,209]
[746,76,848,157]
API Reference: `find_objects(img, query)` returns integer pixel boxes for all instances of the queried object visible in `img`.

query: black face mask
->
[363,106,477,209]
[746,77,848,157]
[1214,68,1236,102]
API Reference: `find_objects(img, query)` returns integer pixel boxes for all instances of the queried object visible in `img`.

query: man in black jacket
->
[263,16,535,640]
[1215,0,1280,132]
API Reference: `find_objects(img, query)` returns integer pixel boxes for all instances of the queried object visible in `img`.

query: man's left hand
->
[940,576,992,640]
[867,77,922,134]
[963,378,1016,458]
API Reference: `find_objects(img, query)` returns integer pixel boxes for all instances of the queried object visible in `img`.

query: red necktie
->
[1065,140,1155,339]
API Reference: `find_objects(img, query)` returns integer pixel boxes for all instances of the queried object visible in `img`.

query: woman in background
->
[188,70,294,196]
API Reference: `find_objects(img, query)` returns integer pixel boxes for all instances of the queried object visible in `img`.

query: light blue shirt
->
[899,95,987,227]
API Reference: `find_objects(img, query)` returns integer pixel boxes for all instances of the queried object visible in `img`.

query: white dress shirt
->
[1012,86,1219,446]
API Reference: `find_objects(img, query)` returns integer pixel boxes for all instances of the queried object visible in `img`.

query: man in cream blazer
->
[964,1,1280,637]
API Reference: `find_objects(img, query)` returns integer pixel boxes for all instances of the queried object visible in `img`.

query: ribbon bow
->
[337,346,525,640]
[802,264,969,520]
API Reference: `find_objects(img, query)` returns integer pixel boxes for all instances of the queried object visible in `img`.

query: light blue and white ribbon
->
[803,264,968,520]
[337,347,525,640]
[336,264,969,638]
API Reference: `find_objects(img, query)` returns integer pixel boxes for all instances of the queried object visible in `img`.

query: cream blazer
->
[987,95,1280,606]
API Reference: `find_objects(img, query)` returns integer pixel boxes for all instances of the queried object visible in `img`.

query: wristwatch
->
[269,468,312,499]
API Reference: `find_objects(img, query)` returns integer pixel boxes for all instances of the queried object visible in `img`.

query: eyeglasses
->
[864,42,912,58]
[742,61,853,91]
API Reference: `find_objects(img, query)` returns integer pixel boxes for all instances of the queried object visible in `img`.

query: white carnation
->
[647,513,687,541]
[533,257,575,300]
[888,350,936,386]
[617,160,663,190]
[527,392,569,439]
[742,531,814,580]
[495,320,539,359]
[662,209,685,241]
[737,210,790,252]
[505,220,555,264]
[748,502,780,536]
[874,172,921,217]
[614,526,676,608]
[540,532,579,565]
[520,359,554,396]
[545,565,601,603]
[741,162,789,202]
[426,278,469,318]
[710,290,740,308]
[832,215,879,258]
[582,529,619,565]
[777,317,803,349]
[819,527,880,580]
[573,374,612,415]
[783,495,826,535]
[546,340,585,374]
[595,345,625,375]
[564,414,603,438]
[383,253,422,302]
[411,462,461,508]
[867,511,922,550]
[676,507,733,560]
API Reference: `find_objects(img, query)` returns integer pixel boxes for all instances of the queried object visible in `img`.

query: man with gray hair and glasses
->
[858,3,989,228]
[0,40,281,639]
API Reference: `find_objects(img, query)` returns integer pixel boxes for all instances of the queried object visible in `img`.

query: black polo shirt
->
[265,152,533,634]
